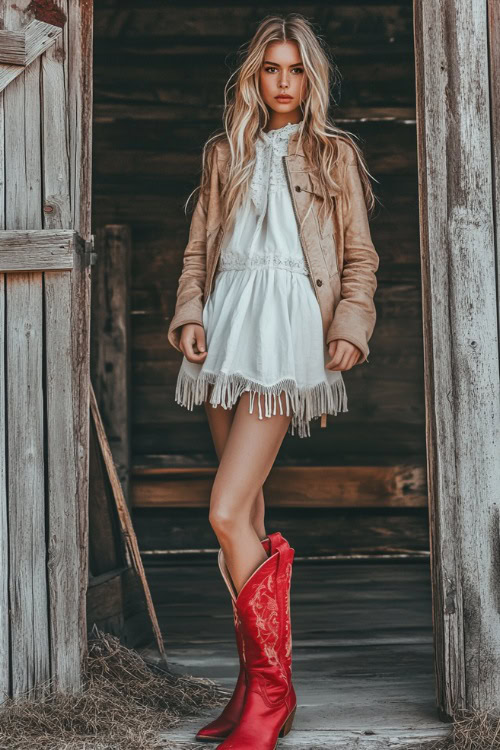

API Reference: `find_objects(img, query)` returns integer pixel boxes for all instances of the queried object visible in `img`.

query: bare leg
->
[204,388,267,540]
[208,391,292,594]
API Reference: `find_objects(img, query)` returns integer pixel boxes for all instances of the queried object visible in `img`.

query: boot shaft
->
[235,533,295,688]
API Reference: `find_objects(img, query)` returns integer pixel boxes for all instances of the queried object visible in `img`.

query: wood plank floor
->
[144,558,450,749]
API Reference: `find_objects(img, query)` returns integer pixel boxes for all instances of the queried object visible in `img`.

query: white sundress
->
[174,120,348,438]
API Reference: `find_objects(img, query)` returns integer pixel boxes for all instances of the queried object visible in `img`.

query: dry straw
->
[0,626,227,750]
[405,709,500,750]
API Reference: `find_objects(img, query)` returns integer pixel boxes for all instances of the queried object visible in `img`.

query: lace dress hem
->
[175,367,348,439]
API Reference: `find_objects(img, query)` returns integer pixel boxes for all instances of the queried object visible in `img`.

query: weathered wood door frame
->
[414,0,500,717]
[0,0,93,697]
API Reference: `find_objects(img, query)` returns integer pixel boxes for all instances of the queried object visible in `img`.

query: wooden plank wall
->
[92,0,423,465]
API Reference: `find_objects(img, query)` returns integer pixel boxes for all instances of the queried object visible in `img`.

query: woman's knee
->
[209,496,251,540]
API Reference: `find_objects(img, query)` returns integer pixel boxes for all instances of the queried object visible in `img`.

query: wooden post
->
[488,0,500,323]
[414,0,500,717]
[91,225,132,507]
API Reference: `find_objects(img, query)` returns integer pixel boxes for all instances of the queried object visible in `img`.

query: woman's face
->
[259,40,306,120]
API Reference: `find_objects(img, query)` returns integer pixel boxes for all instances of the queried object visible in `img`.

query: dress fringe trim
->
[174,368,348,439]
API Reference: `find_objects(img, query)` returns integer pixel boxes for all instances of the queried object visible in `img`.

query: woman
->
[167,13,379,749]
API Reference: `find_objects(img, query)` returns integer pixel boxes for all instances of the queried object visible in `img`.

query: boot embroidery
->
[248,571,287,682]
[281,562,293,663]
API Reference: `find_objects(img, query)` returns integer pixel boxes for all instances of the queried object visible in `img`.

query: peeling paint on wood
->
[27,0,66,28]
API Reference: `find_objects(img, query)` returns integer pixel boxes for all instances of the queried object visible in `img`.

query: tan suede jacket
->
[167,131,379,364]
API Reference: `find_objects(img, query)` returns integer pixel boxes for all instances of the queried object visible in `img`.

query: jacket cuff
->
[167,315,204,353]
[326,331,370,364]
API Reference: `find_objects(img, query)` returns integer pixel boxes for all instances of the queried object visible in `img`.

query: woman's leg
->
[204,389,267,540]
[208,390,292,594]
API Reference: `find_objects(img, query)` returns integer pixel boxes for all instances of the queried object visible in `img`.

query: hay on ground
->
[404,708,500,750]
[0,626,227,750]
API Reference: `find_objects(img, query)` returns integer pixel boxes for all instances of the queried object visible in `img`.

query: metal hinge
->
[85,235,97,266]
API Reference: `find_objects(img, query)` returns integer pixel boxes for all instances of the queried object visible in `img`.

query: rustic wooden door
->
[0,0,93,697]
[414,0,500,717]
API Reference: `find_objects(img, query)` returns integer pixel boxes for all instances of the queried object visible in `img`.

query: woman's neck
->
[263,112,302,133]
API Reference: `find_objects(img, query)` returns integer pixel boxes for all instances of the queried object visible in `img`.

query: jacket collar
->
[287,128,307,158]
[217,129,308,172]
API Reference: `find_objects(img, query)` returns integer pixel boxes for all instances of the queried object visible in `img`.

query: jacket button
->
[295,185,301,192]
[316,278,323,287]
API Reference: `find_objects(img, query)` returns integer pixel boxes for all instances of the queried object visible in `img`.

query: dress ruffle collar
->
[250,122,301,216]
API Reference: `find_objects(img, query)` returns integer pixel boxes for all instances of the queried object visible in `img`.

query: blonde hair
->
[186,13,377,231]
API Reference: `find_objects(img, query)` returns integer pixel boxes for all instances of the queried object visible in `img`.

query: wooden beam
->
[131,464,427,508]
[414,0,500,717]
[0,20,63,92]
[0,20,62,66]
[93,103,416,124]
[0,229,83,271]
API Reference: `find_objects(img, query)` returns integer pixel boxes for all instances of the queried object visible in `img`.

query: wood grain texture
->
[42,12,71,230]
[131,464,427,508]
[0,275,8,703]
[414,0,500,716]
[6,273,49,697]
[0,229,79,271]
[4,69,41,228]
[71,240,91,671]
[66,0,94,670]
[2,0,48,699]
[489,0,500,327]
[45,270,81,693]
[0,20,62,67]
[91,225,131,506]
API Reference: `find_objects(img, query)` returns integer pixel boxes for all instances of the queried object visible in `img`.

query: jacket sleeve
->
[326,149,379,364]
[166,146,218,353]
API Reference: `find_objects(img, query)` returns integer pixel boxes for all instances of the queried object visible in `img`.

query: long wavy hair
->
[185,13,377,232]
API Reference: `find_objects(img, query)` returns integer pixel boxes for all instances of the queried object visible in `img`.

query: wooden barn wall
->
[92,2,424,533]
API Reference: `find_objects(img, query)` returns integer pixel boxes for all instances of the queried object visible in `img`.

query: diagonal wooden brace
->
[0,19,63,92]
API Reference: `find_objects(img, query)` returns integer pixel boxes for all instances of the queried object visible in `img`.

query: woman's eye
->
[263,66,303,74]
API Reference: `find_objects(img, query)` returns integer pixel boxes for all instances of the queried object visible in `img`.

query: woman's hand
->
[180,323,208,364]
[326,339,362,371]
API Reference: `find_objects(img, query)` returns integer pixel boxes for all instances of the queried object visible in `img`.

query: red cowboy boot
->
[195,536,271,742]
[215,531,296,749]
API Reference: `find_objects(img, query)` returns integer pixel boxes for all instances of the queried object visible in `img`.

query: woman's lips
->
[275,95,293,101]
